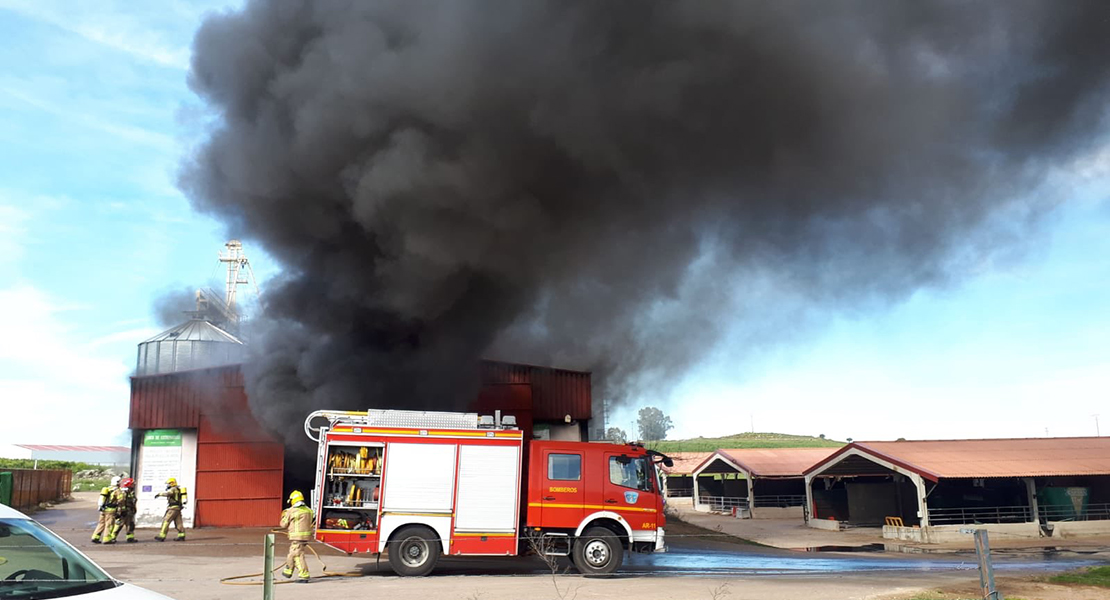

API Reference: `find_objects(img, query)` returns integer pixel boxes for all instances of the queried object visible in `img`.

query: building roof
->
[696,447,839,478]
[805,437,1110,482]
[660,452,712,476]
[142,319,243,344]
[14,445,129,452]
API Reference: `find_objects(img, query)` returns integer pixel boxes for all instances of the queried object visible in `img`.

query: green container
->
[0,472,11,506]
[1038,487,1089,520]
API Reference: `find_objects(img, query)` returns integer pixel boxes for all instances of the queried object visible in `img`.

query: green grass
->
[0,459,118,493]
[648,432,844,452]
[72,477,112,492]
[1048,565,1110,587]
[0,458,110,472]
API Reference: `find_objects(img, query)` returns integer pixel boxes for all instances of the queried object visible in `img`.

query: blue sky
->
[1,1,1107,446]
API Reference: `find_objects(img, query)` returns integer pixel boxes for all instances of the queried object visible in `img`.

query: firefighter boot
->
[281,568,293,579]
[154,534,165,541]
[126,533,136,543]
[175,532,186,541]
[90,535,101,544]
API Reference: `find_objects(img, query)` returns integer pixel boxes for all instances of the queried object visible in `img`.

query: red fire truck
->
[303,408,671,576]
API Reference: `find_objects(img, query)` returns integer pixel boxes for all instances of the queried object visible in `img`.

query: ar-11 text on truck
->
[303,409,671,576]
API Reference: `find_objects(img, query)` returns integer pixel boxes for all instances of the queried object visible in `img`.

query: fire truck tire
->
[387,526,441,577]
[571,527,623,575]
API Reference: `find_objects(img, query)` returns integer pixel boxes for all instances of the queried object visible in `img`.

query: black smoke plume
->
[181,0,1110,443]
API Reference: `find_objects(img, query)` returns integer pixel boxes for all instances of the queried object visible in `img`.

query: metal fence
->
[1039,502,1110,522]
[697,495,749,512]
[665,488,694,498]
[0,469,72,511]
[752,495,807,508]
[927,502,1110,525]
[927,505,1033,525]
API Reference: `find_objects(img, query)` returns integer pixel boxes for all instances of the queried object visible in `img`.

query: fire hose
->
[219,531,365,585]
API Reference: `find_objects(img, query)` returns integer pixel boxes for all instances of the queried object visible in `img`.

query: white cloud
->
[0,285,133,444]
[0,1,190,69]
[0,204,30,268]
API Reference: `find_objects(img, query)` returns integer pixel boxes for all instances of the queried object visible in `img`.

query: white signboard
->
[135,429,195,528]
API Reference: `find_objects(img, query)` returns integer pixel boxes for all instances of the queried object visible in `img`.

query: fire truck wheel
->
[571,527,623,575]
[388,526,441,577]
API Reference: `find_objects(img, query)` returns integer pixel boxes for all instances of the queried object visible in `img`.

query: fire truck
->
[303,408,671,576]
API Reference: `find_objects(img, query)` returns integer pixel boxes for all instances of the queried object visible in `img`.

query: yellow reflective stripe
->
[527,502,657,513]
[382,511,454,518]
[453,532,516,537]
[317,529,377,534]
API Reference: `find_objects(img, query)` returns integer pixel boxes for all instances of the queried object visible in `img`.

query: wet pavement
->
[31,494,1110,579]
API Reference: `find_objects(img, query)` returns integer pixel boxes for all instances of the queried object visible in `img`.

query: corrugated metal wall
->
[196,404,284,527]
[130,365,283,527]
[480,360,591,421]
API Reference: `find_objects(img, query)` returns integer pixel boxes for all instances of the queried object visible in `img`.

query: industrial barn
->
[127,323,594,528]
[692,448,838,518]
[804,438,1110,543]
[659,452,712,498]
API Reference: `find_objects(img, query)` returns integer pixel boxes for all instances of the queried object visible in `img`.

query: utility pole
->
[1094,414,1101,437]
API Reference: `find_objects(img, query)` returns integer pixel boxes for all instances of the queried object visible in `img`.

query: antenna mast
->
[218,240,260,314]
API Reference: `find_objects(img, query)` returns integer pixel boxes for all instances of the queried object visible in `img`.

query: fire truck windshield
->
[609,456,653,492]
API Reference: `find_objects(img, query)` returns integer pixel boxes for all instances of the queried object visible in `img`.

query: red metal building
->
[128,360,593,527]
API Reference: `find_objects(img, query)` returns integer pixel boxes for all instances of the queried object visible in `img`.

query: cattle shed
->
[660,452,712,498]
[693,448,838,519]
[804,437,1110,543]
[128,360,593,528]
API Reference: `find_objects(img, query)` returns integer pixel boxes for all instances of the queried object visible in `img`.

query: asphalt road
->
[36,493,1107,579]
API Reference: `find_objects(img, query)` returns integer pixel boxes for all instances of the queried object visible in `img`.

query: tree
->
[606,427,628,443]
[637,407,674,441]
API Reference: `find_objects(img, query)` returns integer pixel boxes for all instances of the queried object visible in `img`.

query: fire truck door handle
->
[605,499,618,504]
[543,496,556,501]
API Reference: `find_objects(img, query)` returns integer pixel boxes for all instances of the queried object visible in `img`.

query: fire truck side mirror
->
[662,457,674,468]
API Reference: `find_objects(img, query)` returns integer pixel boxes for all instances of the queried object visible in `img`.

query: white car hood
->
[72,582,176,600]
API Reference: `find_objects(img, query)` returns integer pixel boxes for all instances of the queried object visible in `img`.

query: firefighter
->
[104,478,137,543]
[90,476,120,543]
[154,477,187,541]
[280,490,315,583]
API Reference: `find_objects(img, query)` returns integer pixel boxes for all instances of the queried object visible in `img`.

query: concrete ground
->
[670,498,1110,554]
[20,493,1110,600]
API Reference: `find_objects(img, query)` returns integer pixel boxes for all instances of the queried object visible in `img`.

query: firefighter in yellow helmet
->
[91,476,120,543]
[280,490,315,583]
[154,477,187,541]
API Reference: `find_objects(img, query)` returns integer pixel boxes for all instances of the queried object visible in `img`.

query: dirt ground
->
[24,493,1110,600]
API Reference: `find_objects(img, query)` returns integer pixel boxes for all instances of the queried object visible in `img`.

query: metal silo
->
[136,318,245,376]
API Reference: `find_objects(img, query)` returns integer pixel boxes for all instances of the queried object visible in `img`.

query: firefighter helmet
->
[165,477,177,486]
[288,490,305,505]
[120,478,134,489]
[110,476,121,487]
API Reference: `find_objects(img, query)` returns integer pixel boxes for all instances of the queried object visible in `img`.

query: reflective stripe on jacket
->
[280,505,315,541]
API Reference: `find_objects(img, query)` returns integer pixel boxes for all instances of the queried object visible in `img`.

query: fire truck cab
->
[304,408,668,576]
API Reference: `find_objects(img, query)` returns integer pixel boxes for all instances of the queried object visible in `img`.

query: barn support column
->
[911,473,930,528]
[693,475,701,508]
[747,475,755,513]
[1024,478,1039,524]
[804,475,815,522]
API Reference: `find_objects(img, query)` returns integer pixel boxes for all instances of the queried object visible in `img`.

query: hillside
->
[648,432,844,452]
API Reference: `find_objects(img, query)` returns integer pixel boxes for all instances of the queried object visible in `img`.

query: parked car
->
[0,503,172,599]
